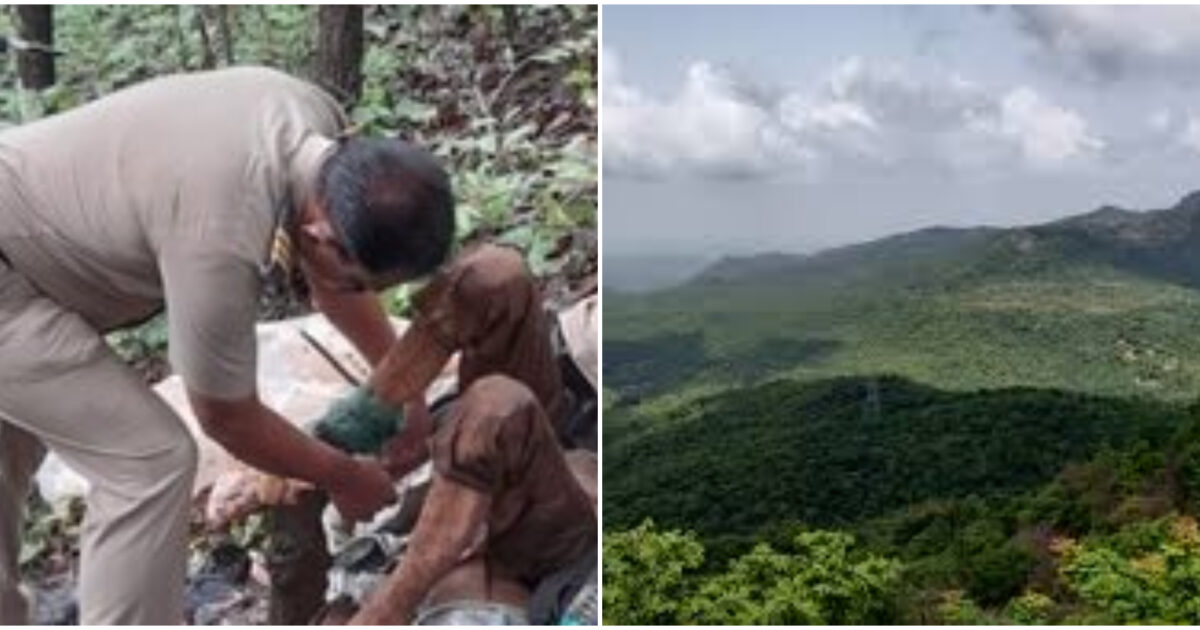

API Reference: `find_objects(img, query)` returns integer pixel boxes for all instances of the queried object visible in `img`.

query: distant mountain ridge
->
[605,190,1200,403]
[603,253,715,293]
[691,191,1200,292]
[693,225,997,290]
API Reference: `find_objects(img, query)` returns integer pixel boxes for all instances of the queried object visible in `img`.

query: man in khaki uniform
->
[0,66,456,623]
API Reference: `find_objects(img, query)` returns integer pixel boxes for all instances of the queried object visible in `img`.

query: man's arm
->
[158,233,395,521]
[188,389,396,522]
[309,283,396,367]
[310,283,438,461]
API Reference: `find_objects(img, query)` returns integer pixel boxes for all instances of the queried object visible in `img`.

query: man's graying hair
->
[318,137,455,276]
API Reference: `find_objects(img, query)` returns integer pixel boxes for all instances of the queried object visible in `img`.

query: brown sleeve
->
[409,261,464,353]
[366,253,471,405]
[431,418,501,494]
[427,375,547,496]
[408,244,511,351]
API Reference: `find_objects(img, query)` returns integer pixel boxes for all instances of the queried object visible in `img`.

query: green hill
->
[603,373,1200,622]
[605,191,1200,403]
[604,375,1186,537]
[604,192,1200,624]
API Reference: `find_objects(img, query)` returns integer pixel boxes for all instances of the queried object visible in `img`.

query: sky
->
[604,5,1200,257]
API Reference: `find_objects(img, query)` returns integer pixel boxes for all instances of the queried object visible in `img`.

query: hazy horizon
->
[606,185,1200,263]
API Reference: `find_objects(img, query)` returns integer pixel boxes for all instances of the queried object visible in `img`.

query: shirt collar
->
[289,134,338,211]
[264,134,338,274]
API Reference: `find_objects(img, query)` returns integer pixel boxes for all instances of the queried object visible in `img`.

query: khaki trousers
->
[0,258,197,624]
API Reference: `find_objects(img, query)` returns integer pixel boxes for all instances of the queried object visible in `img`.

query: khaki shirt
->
[0,66,346,399]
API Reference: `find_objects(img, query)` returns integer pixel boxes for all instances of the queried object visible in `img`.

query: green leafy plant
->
[602,520,705,625]
[1060,516,1200,624]
[682,531,902,625]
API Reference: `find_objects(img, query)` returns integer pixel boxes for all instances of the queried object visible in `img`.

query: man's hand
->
[188,390,397,525]
[326,456,397,523]
[204,467,313,529]
[381,401,434,479]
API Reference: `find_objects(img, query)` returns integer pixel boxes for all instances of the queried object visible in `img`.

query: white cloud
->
[1180,114,1200,154]
[778,93,886,166]
[1011,6,1200,84]
[602,48,641,108]
[796,58,1103,171]
[603,49,809,179]
[785,99,877,133]
[603,50,1103,180]
[1148,108,1173,133]
[993,87,1104,166]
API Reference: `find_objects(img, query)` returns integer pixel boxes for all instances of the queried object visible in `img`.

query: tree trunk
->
[315,5,364,105]
[194,8,216,69]
[215,5,235,66]
[14,5,54,90]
